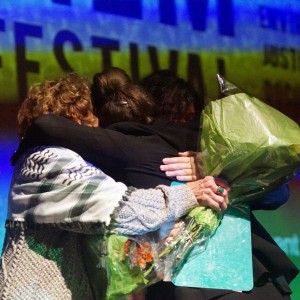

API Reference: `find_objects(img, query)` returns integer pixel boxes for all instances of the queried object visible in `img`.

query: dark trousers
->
[146,281,292,300]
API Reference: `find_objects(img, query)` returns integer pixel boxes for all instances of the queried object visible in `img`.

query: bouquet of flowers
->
[104,208,222,298]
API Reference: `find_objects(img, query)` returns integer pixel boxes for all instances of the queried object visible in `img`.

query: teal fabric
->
[173,206,253,291]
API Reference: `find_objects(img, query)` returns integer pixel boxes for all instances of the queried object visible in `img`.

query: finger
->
[162,156,190,165]
[200,189,228,212]
[209,186,229,203]
[178,151,197,157]
[166,169,192,176]
[162,156,200,181]
[175,175,198,182]
[206,196,227,212]
[216,185,225,195]
[202,177,229,195]
[199,192,223,213]
[214,187,230,207]
[220,200,228,211]
[160,162,191,172]
[212,194,228,211]
[213,195,228,211]
[215,178,231,191]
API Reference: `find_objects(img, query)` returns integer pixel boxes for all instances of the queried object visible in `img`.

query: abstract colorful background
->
[0,0,299,298]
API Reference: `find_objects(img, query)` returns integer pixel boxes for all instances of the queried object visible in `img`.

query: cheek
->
[86,113,99,127]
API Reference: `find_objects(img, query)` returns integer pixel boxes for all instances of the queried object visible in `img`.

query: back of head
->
[91,67,155,127]
[18,73,96,138]
[140,70,203,123]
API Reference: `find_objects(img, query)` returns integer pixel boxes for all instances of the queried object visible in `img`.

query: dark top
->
[11,115,200,189]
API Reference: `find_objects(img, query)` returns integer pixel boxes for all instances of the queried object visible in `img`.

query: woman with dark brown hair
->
[91,67,155,127]
[140,69,203,124]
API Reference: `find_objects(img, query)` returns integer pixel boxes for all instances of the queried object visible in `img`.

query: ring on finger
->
[217,185,225,194]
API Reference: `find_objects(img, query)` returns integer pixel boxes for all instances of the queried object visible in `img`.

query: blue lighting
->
[0,135,18,248]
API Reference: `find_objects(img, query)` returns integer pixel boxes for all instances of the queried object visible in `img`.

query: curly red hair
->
[18,73,97,137]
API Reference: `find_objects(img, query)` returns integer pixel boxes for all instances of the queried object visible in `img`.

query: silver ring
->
[217,186,225,194]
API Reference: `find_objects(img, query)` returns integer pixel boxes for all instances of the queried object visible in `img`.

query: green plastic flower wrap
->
[201,92,300,204]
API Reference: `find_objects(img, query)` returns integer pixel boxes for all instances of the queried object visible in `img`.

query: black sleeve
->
[13,115,136,173]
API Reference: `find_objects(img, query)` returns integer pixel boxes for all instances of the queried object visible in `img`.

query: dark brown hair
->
[140,70,203,123]
[91,67,155,127]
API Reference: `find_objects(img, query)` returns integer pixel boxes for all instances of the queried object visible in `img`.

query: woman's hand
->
[160,151,203,182]
[186,176,230,213]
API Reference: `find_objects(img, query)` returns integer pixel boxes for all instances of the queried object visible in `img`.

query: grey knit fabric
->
[0,226,94,300]
[112,185,198,235]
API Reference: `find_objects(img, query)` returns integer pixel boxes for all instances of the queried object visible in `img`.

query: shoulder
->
[15,146,104,183]
[24,146,82,162]
[17,146,90,173]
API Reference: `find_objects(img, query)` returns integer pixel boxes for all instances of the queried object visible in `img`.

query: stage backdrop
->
[0,0,299,298]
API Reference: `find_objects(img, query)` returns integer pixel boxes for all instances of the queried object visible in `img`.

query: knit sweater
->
[0,146,198,299]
